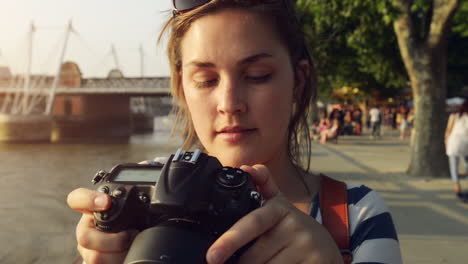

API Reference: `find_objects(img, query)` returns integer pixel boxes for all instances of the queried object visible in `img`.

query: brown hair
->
[159,0,316,174]
[459,99,468,116]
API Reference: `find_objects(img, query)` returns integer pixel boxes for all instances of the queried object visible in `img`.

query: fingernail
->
[207,249,225,264]
[94,195,108,210]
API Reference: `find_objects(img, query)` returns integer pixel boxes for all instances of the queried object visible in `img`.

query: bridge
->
[0,86,171,96]
[0,21,175,142]
[0,66,174,142]
[0,76,171,96]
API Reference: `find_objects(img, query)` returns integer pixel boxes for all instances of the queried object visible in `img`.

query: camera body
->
[92,148,261,263]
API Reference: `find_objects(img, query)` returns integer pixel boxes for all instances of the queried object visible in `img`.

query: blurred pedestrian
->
[399,107,409,140]
[390,107,397,129]
[311,110,329,140]
[407,108,416,145]
[445,100,468,202]
[352,106,363,135]
[369,105,381,138]
[320,118,340,144]
[343,110,353,135]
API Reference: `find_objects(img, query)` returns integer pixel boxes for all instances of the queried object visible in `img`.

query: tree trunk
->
[393,0,459,177]
[407,60,449,177]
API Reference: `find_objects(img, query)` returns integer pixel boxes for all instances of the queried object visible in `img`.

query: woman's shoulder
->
[450,112,467,119]
[343,184,392,225]
[312,184,396,240]
[312,183,400,262]
[345,184,384,206]
[313,184,390,221]
[344,184,402,263]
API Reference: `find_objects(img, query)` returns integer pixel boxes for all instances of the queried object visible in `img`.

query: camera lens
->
[124,224,215,264]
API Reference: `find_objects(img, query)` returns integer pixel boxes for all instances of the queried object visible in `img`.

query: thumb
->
[67,188,111,214]
[240,164,280,200]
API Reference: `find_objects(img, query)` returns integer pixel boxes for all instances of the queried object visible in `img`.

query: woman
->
[67,1,402,263]
[316,111,330,132]
[352,106,363,135]
[310,111,328,141]
[320,118,339,144]
[445,100,468,202]
[399,111,409,140]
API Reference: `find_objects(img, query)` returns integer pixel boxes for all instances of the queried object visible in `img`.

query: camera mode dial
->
[216,167,247,188]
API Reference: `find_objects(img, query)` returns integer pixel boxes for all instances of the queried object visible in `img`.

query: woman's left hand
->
[206,164,343,264]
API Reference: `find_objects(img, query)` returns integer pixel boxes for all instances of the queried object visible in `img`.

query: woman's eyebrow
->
[184,61,216,68]
[238,53,273,66]
[184,53,273,68]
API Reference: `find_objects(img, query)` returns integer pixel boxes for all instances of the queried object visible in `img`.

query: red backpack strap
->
[319,174,352,264]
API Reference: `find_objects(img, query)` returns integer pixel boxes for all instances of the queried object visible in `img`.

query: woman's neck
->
[264,150,320,205]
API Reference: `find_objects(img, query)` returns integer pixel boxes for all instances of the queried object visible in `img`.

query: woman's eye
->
[247,73,272,83]
[194,79,218,88]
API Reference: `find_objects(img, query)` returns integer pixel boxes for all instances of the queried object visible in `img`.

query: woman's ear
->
[294,59,310,100]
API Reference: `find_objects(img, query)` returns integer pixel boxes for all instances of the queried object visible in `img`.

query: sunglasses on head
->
[172,0,211,15]
[172,0,293,16]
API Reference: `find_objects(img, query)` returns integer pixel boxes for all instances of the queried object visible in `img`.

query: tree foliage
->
[296,0,468,100]
[448,1,468,97]
[296,0,408,100]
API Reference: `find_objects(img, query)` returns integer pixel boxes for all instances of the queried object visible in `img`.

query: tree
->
[391,0,460,177]
[297,0,466,177]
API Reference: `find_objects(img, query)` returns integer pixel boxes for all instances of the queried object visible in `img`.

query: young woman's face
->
[180,9,296,167]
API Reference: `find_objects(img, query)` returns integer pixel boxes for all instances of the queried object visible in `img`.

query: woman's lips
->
[216,128,257,143]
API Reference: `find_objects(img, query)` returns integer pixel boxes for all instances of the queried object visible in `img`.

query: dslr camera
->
[92,148,262,264]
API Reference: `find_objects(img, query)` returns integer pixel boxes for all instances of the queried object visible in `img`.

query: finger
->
[238,224,290,264]
[260,246,299,264]
[238,227,289,264]
[76,214,138,252]
[206,198,289,264]
[240,164,280,200]
[262,234,320,264]
[77,244,128,264]
[245,219,341,264]
[67,188,111,214]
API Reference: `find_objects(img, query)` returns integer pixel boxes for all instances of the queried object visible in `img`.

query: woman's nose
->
[216,78,247,115]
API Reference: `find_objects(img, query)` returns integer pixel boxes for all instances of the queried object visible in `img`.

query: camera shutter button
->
[112,187,126,198]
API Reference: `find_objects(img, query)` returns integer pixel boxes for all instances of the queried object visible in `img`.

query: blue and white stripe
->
[310,184,402,264]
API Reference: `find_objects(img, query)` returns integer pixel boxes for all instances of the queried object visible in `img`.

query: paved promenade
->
[311,129,468,264]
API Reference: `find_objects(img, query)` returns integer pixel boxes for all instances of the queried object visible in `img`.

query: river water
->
[0,117,183,264]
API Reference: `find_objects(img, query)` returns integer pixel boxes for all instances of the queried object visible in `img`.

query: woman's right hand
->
[67,188,138,264]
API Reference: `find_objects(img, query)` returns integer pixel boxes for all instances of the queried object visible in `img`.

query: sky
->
[0,0,173,78]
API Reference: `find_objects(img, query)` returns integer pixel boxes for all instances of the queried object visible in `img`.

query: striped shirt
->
[311,184,402,264]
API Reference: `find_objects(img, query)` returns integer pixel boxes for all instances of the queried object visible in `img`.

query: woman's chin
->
[214,150,263,168]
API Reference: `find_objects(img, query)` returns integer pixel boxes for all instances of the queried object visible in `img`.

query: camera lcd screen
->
[113,168,161,183]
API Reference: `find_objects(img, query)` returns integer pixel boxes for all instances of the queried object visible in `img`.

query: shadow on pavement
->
[310,131,468,263]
